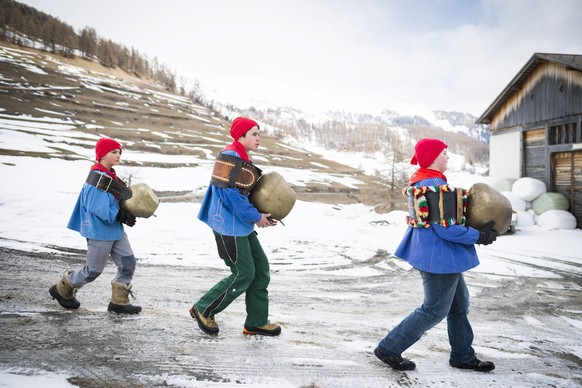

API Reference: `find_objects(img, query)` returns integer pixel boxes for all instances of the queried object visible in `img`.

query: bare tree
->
[117,46,130,71]
[41,18,58,52]
[98,39,117,68]
[56,22,76,57]
[79,26,97,59]
[129,47,143,74]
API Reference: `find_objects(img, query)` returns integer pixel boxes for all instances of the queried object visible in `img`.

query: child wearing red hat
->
[374,138,498,372]
[190,117,282,336]
[49,137,141,314]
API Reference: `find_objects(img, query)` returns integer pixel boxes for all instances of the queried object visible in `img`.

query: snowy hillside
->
[215,102,490,176]
[0,41,400,208]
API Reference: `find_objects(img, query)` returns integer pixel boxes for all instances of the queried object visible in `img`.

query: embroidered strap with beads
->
[405,185,468,228]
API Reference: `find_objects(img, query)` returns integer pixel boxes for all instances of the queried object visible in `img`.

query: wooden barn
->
[477,53,582,228]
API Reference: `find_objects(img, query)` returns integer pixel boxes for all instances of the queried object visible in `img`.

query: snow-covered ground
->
[1,111,582,386]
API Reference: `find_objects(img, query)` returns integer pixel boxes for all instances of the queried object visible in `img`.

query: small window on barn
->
[550,122,579,145]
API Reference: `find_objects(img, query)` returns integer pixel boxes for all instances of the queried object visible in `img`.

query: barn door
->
[552,151,582,228]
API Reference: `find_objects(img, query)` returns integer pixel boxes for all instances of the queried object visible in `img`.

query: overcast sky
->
[19,0,582,116]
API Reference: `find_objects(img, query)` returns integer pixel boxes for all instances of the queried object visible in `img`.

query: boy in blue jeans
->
[375,138,498,372]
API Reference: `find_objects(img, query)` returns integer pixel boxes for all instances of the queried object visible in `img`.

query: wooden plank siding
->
[492,68,582,130]
[524,128,547,183]
[552,151,582,228]
[489,62,582,130]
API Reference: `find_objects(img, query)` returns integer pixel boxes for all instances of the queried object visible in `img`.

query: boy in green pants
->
[191,117,280,336]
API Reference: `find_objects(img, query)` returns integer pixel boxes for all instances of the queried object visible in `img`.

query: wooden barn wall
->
[489,61,582,227]
[523,128,547,183]
[491,63,582,130]
[552,151,582,228]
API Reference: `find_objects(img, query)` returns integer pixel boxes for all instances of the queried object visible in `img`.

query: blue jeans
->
[378,270,476,365]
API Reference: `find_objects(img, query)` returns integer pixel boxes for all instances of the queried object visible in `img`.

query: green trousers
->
[196,231,270,327]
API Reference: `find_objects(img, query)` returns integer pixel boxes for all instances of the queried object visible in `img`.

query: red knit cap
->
[95,137,122,161]
[410,138,447,168]
[230,117,259,140]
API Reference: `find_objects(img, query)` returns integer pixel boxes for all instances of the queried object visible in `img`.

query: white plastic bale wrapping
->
[120,183,160,218]
[512,177,547,202]
[249,171,296,220]
[532,192,570,215]
[537,209,577,230]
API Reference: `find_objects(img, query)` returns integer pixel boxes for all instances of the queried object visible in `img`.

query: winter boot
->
[189,305,219,335]
[243,321,282,336]
[107,280,142,314]
[374,347,416,371]
[450,358,495,372]
[49,270,80,309]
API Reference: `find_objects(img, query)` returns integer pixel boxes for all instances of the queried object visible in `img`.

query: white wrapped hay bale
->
[502,191,527,211]
[512,177,546,201]
[537,210,577,230]
[485,177,516,193]
[516,210,535,227]
[532,192,569,215]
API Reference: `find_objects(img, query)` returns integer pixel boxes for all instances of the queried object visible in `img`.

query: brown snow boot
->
[49,270,80,309]
[243,321,282,336]
[189,305,219,335]
[107,280,142,314]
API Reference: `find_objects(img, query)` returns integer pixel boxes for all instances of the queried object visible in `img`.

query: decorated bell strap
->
[85,171,133,200]
[405,184,468,228]
[210,153,262,196]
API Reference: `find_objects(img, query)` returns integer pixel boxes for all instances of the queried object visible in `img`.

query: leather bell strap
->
[210,153,262,196]
[85,171,133,200]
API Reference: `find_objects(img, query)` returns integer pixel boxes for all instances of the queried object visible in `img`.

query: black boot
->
[374,347,416,371]
[107,302,142,314]
[49,270,80,309]
[107,281,141,314]
[450,358,495,372]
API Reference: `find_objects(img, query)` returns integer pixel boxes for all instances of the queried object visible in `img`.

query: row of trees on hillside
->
[407,125,488,165]
[0,0,180,93]
[240,106,488,167]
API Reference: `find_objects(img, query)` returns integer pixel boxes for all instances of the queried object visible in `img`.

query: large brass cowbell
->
[120,183,160,218]
[466,182,512,234]
[249,172,296,221]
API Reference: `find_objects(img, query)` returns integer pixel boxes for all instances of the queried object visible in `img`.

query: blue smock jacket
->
[394,177,480,274]
[197,150,262,237]
[67,171,124,240]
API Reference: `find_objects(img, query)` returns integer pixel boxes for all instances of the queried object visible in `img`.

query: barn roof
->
[476,53,582,124]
